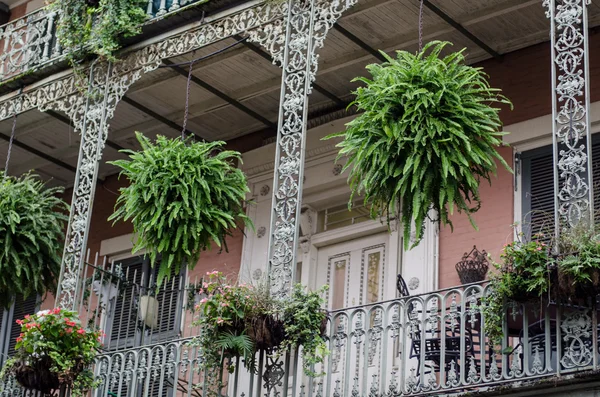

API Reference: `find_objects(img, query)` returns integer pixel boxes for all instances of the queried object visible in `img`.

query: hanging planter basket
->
[325,41,512,249]
[13,357,61,394]
[247,314,286,351]
[109,133,252,286]
[0,172,68,309]
[455,246,489,284]
[557,253,600,301]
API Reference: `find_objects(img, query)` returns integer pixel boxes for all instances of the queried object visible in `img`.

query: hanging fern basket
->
[0,172,68,309]
[109,133,252,286]
[326,41,513,249]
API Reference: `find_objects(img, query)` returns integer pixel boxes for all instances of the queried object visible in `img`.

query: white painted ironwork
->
[260,0,358,299]
[544,0,594,238]
[0,8,59,82]
[2,279,600,396]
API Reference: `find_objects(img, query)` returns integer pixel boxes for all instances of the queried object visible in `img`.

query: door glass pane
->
[367,251,381,304]
[332,259,347,310]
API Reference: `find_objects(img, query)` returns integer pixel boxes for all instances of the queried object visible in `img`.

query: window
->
[105,256,185,351]
[0,295,38,366]
[521,137,600,239]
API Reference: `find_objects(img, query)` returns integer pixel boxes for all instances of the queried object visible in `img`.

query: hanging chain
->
[418,0,424,51]
[3,113,18,179]
[182,61,194,140]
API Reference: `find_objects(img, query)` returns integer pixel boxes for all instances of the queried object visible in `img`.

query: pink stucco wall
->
[438,146,514,289]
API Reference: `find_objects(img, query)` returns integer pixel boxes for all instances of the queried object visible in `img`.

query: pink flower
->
[199,298,208,304]
[536,247,543,251]
[221,302,229,307]
[216,318,224,324]
[203,283,208,289]
[66,328,73,333]
[77,329,85,335]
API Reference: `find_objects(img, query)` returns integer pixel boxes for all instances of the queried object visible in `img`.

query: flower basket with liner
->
[0,308,102,396]
[193,272,329,380]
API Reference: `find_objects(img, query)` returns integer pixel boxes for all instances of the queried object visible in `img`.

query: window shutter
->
[108,257,145,350]
[7,294,38,355]
[523,138,600,238]
[148,266,184,343]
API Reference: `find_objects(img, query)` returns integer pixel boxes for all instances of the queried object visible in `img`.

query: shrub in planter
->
[0,172,68,309]
[109,133,252,286]
[557,224,600,299]
[326,41,512,249]
[482,234,553,348]
[192,272,328,382]
[0,308,102,396]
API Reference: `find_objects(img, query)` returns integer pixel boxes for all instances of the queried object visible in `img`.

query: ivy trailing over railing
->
[326,41,512,249]
[48,0,148,64]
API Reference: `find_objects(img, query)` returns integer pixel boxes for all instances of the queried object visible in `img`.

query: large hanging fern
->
[327,41,512,249]
[0,172,68,309]
[109,133,252,286]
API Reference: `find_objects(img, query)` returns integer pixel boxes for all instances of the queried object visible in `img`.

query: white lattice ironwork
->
[543,0,593,235]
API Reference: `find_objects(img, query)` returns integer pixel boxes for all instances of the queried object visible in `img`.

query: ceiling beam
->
[422,0,502,61]
[0,131,77,174]
[129,43,250,95]
[163,59,277,129]
[121,96,207,141]
[234,36,346,107]
[333,24,387,62]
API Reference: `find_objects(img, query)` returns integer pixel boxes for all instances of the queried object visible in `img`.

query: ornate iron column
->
[544,0,593,243]
[48,61,146,310]
[264,0,356,300]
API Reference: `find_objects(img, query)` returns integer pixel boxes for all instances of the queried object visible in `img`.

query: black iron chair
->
[397,274,475,376]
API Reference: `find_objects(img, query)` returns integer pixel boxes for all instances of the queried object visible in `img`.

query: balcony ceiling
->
[1,0,600,187]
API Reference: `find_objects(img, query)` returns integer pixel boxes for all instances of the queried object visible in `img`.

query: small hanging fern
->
[109,133,252,286]
[326,41,512,249]
[0,172,68,309]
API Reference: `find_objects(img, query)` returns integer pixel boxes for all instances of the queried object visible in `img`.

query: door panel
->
[316,233,390,310]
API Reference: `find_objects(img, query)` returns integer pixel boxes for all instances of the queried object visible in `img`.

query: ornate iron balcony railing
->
[0,0,203,83]
[2,278,600,396]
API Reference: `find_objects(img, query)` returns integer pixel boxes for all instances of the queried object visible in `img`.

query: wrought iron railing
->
[2,277,600,396]
[0,0,203,83]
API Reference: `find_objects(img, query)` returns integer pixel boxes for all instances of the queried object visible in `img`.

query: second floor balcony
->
[3,255,599,397]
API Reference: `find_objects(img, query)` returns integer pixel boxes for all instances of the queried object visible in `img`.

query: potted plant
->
[192,272,328,380]
[109,133,252,287]
[556,223,600,300]
[0,308,102,396]
[325,41,512,249]
[0,172,68,310]
[482,233,553,348]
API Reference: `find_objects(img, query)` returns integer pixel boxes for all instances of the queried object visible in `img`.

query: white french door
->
[316,233,391,310]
